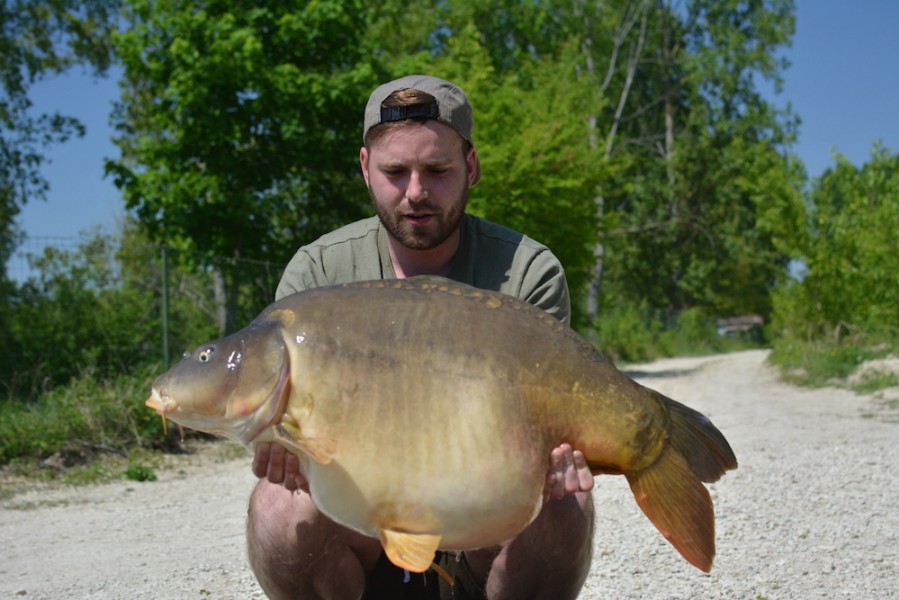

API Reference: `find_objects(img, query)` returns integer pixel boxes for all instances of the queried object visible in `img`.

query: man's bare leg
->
[465,491,595,600]
[246,480,382,600]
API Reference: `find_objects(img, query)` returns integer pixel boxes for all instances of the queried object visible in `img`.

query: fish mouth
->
[146,389,175,434]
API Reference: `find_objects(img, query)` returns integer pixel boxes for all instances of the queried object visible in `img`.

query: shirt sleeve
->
[517,248,571,326]
[275,250,323,300]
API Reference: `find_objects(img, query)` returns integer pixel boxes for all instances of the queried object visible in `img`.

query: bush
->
[593,301,663,363]
[767,146,899,381]
[594,301,764,364]
[769,335,896,388]
[0,365,172,465]
[659,308,719,356]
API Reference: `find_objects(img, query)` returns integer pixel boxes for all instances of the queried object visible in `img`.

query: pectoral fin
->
[273,421,337,465]
[379,529,442,573]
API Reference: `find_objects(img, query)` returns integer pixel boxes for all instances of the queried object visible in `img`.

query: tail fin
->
[663,394,737,481]
[625,392,737,572]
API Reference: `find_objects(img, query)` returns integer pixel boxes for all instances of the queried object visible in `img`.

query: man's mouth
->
[404,213,434,226]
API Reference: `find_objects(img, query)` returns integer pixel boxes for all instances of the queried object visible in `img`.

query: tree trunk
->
[586,0,650,325]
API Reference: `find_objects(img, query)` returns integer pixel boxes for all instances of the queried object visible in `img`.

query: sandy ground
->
[2,349,897,599]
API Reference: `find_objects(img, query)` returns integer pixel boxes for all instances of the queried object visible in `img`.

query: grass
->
[851,371,899,394]
[0,365,171,467]
[593,304,765,364]
[769,336,898,392]
[0,365,229,494]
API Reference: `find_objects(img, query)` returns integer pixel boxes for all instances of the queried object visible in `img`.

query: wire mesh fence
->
[2,234,287,397]
[7,236,83,282]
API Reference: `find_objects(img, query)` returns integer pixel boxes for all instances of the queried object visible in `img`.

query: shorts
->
[362,550,487,600]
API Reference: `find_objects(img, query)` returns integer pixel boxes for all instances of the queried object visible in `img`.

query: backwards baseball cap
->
[363,75,481,186]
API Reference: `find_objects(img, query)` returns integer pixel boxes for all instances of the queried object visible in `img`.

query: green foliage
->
[124,462,157,482]
[598,0,803,325]
[3,225,220,394]
[109,0,380,332]
[594,300,663,363]
[0,0,120,276]
[768,144,899,381]
[769,336,895,388]
[659,308,720,357]
[0,365,167,465]
[596,297,762,363]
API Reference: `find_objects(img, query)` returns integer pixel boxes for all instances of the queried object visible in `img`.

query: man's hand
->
[544,443,594,502]
[253,442,308,493]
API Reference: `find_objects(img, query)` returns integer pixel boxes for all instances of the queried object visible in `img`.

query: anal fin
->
[625,446,716,572]
[379,529,442,573]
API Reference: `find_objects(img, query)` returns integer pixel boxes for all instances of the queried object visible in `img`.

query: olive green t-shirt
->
[276,214,570,324]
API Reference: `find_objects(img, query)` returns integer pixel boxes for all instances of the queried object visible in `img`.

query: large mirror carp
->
[146,276,737,574]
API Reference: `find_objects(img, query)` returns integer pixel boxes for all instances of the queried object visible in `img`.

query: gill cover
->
[149,317,290,445]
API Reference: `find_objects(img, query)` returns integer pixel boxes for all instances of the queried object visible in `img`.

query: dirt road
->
[2,350,897,599]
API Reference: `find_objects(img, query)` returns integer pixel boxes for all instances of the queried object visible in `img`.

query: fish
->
[146,276,737,574]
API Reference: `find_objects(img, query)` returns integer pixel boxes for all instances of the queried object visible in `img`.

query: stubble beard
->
[371,189,468,251]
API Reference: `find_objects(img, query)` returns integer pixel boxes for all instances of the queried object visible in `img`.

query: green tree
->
[771,145,899,343]
[1,0,120,369]
[3,223,226,396]
[595,0,804,327]
[108,0,379,333]
[0,0,119,274]
[8,228,152,393]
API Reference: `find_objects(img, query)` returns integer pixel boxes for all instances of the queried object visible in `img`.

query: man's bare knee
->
[247,480,380,600]
[471,491,595,600]
[247,481,314,598]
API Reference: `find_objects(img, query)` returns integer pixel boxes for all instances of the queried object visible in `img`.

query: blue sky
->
[15,0,899,241]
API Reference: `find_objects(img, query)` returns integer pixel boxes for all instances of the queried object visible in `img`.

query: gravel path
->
[2,349,897,599]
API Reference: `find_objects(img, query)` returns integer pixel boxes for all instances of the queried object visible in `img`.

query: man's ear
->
[360,146,370,186]
[466,146,480,188]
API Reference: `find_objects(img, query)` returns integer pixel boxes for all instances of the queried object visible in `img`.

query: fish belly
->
[294,373,550,550]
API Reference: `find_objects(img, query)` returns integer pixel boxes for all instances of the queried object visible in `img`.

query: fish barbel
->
[146,276,737,573]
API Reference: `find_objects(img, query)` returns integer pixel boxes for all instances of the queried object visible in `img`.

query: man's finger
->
[561,446,581,494]
[252,442,272,479]
[282,451,299,491]
[266,443,286,484]
[573,450,594,492]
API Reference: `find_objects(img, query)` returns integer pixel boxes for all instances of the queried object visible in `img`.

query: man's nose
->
[405,172,427,202]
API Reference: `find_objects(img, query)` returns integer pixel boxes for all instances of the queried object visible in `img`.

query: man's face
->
[360,120,479,250]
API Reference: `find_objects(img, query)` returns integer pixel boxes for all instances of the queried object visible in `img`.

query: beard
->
[371,188,468,251]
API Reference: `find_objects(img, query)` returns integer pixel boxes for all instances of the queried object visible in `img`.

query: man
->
[247,75,595,600]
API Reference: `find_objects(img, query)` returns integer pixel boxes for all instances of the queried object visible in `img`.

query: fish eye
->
[198,347,215,363]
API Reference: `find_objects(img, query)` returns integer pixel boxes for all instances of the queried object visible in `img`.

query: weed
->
[124,464,157,482]
[852,371,899,393]
[0,366,172,466]
[770,336,896,390]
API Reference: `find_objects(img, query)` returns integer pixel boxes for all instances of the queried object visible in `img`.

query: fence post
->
[161,245,170,370]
